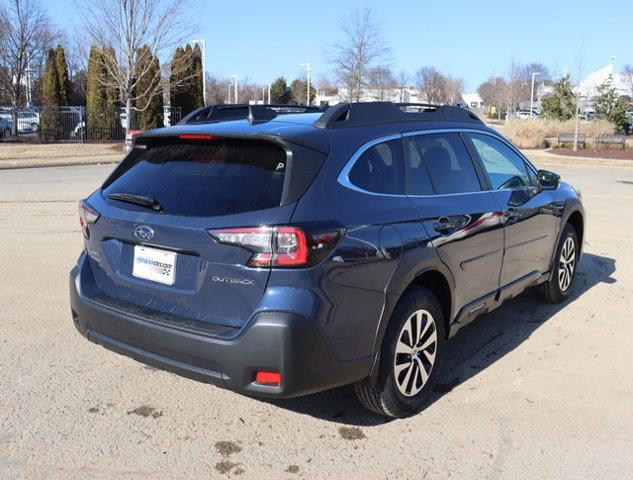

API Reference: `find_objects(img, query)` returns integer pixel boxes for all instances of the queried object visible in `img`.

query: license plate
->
[132,245,176,285]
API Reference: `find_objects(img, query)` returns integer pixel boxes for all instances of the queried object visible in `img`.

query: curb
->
[0,158,121,171]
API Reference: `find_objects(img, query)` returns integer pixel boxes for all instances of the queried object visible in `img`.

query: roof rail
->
[178,104,324,125]
[314,102,483,129]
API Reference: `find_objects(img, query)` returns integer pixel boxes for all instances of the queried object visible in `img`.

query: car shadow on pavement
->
[265,253,616,426]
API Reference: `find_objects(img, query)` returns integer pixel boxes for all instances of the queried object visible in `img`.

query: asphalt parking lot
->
[1,162,632,479]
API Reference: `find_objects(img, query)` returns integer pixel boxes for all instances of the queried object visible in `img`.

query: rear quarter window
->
[103,139,287,217]
[348,138,405,194]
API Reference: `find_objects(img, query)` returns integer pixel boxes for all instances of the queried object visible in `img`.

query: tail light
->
[207,224,342,268]
[79,201,100,238]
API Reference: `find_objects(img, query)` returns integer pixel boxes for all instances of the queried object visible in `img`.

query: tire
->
[534,223,579,303]
[355,287,446,418]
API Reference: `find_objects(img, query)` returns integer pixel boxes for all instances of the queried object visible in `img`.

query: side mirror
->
[538,169,560,190]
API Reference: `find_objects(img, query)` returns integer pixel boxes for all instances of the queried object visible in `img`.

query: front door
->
[404,132,505,317]
[465,132,559,287]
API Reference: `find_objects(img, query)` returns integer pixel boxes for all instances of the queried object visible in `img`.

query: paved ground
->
[1,163,632,479]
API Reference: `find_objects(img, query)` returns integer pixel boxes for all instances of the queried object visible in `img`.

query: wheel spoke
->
[395,361,411,376]
[401,362,415,394]
[396,340,411,355]
[423,348,436,365]
[418,328,437,351]
[414,356,429,384]
[414,311,423,345]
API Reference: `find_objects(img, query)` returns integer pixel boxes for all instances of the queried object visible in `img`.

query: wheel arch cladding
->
[567,210,584,246]
[407,269,452,339]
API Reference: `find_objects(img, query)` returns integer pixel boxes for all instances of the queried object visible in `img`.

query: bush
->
[504,118,614,149]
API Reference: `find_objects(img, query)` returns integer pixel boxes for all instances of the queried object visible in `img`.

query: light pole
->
[300,63,311,105]
[267,83,271,104]
[227,84,232,104]
[231,74,238,104]
[191,39,206,105]
[530,72,541,117]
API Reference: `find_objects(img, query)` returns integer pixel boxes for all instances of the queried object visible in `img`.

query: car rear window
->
[103,139,287,217]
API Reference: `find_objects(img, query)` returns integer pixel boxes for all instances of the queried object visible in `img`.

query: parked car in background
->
[515,109,540,119]
[70,102,585,418]
[17,111,40,133]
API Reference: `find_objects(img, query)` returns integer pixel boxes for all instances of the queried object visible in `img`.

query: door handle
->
[505,208,520,223]
[433,216,458,233]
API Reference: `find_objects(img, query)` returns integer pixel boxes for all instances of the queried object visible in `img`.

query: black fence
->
[0,106,182,143]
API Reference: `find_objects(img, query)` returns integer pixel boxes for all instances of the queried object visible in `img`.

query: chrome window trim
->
[337,127,539,198]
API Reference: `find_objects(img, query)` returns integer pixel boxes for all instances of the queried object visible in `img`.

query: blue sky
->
[47,0,631,92]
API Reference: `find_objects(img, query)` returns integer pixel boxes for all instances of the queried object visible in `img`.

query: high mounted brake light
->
[207,225,342,268]
[178,134,215,140]
[79,201,100,238]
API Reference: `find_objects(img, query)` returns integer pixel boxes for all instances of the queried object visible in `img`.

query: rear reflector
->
[79,201,100,238]
[178,134,215,140]
[255,371,281,385]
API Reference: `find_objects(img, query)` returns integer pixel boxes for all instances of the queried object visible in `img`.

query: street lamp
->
[191,39,206,105]
[230,74,238,104]
[300,63,311,105]
[530,72,541,117]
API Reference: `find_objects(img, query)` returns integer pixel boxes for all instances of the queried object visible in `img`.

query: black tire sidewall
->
[376,287,446,417]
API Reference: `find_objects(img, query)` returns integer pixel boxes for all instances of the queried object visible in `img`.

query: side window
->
[348,138,405,194]
[469,133,531,190]
[412,133,481,194]
[404,137,434,195]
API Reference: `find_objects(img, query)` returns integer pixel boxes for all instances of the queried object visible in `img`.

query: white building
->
[577,62,630,99]
[314,88,481,108]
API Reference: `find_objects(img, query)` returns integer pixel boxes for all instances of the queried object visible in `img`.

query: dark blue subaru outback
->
[70,102,584,417]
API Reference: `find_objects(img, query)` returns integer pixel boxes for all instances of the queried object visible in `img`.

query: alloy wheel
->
[558,236,576,292]
[393,309,437,397]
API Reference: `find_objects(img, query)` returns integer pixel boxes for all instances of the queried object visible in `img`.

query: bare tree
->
[478,75,506,117]
[622,65,633,101]
[415,67,463,105]
[502,58,524,121]
[315,74,338,97]
[205,73,231,105]
[0,0,49,134]
[415,67,446,104]
[330,6,390,102]
[75,0,197,133]
[395,70,408,102]
[570,46,590,151]
[368,66,395,101]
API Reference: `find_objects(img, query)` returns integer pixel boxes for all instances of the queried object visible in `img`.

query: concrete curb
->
[0,156,121,170]
[524,150,633,168]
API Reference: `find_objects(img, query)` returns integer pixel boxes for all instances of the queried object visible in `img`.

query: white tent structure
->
[577,62,629,99]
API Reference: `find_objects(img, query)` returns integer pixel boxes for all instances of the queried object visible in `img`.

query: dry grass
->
[505,119,614,149]
[0,142,121,160]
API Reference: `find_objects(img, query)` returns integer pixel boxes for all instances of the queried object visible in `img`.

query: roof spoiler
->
[179,104,325,125]
[314,102,483,129]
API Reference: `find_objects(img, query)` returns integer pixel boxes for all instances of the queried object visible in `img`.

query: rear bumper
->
[69,254,371,398]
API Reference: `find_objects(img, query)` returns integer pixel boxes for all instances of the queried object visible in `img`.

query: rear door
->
[465,132,558,287]
[404,131,504,317]
[83,137,322,329]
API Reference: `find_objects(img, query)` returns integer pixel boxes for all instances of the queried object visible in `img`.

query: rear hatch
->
[81,135,326,330]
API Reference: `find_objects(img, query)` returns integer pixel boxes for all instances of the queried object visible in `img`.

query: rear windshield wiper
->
[106,193,162,212]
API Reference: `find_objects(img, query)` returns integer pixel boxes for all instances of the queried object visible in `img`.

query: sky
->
[47,0,632,92]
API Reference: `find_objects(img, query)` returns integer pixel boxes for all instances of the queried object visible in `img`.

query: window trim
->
[338,128,539,198]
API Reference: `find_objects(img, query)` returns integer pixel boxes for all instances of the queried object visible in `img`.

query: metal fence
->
[0,106,182,143]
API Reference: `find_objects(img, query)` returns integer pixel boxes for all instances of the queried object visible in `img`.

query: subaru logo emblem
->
[134,225,154,241]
